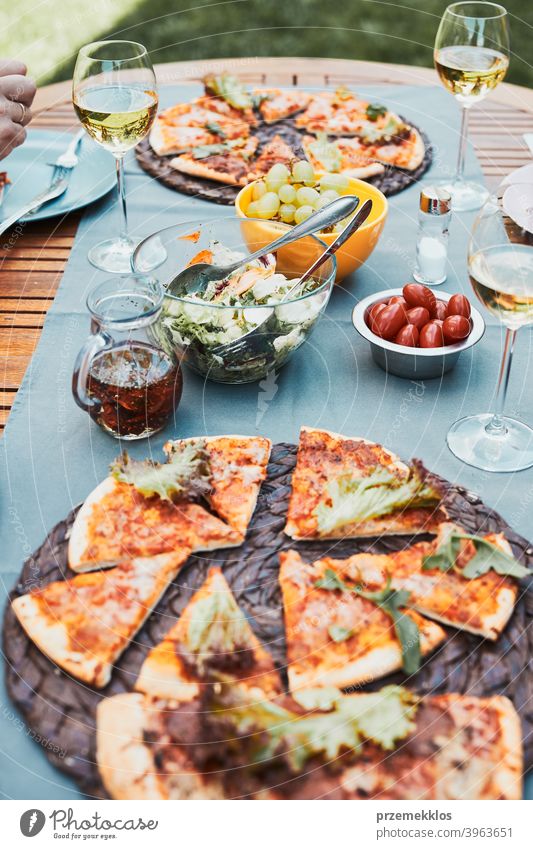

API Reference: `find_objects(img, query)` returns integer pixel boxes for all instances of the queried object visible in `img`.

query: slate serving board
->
[135,117,433,205]
[3,443,532,798]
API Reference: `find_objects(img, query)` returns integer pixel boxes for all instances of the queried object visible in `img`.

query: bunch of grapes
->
[246,161,351,224]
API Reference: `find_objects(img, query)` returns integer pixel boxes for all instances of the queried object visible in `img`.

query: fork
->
[25,129,85,216]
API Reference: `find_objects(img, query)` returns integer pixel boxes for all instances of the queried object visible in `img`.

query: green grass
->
[2,0,532,88]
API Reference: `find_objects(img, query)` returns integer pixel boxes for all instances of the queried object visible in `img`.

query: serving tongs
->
[166,194,361,298]
[211,198,373,361]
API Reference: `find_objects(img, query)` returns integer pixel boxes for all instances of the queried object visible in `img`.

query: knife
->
[0,177,69,237]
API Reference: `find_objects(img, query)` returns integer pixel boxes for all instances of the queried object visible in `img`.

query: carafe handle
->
[72,330,112,413]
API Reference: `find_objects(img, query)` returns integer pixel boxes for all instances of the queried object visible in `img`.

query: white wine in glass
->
[73,41,158,273]
[434,3,509,212]
[447,195,533,472]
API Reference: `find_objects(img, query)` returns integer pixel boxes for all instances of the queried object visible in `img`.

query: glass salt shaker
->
[413,187,451,287]
[72,275,183,439]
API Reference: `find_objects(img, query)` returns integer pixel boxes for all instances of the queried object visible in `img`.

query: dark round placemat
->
[135,118,433,206]
[3,442,532,798]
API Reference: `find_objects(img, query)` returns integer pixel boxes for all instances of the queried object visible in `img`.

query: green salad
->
[157,241,328,383]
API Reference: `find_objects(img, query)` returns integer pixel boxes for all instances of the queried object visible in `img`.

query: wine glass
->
[434,3,509,212]
[447,194,533,471]
[73,41,158,273]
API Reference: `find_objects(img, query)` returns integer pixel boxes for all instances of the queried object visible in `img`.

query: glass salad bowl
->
[132,218,336,383]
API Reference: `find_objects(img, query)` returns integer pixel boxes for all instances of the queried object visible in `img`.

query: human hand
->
[0,59,36,159]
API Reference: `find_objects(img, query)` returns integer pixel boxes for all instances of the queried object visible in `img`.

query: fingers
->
[1,98,32,126]
[0,58,27,77]
[0,74,36,107]
[0,116,26,160]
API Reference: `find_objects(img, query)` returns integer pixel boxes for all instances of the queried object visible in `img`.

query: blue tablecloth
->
[1,83,531,800]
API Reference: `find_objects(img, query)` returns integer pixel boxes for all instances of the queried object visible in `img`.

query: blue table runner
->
[1,84,531,799]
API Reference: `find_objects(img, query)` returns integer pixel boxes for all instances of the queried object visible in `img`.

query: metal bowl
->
[352,288,485,380]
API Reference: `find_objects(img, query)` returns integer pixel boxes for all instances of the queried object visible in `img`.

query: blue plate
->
[1,128,116,222]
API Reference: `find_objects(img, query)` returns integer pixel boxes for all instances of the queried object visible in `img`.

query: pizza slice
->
[303,133,385,179]
[254,88,312,123]
[11,549,190,688]
[68,477,242,573]
[247,134,298,180]
[163,434,271,536]
[97,685,522,799]
[295,89,368,134]
[387,522,520,639]
[149,99,251,155]
[284,426,447,540]
[169,136,259,186]
[279,549,445,692]
[203,73,257,125]
[149,121,219,156]
[368,126,425,172]
[135,566,281,700]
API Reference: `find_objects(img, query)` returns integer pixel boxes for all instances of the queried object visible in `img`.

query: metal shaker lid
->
[419,186,452,214]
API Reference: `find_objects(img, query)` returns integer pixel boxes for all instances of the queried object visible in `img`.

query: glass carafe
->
[72,275,183,439]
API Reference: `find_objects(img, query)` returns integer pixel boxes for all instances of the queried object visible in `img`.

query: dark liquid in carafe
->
[87,342,182,437]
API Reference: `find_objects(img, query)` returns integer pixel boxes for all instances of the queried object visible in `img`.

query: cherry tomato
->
[388,296,408,308]
[368,301,387,333]
[419,321,445,348]
[434,300,447,321]
[403,283,437,316]
[443,315,471,344]
[372,302,408,340]
[446,294,471,318]
[406,306,430,330]
[394,324,419,347]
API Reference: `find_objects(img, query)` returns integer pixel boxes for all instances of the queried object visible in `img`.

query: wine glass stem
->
[455,105,470,184]
[115,154,128,242]
[486,327,516,437]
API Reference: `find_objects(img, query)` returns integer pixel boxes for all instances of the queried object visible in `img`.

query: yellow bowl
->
[235,177,388,282]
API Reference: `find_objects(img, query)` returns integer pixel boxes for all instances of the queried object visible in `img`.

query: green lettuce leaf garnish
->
[191,137,250,159]
[307,132,342,173]
[366,103,388,121]
[204,120,227,138]
[214,683,417,771]
[185,586,255,675]
[316,568,421,675]
[314,465,441,535]
[422,527,531,579]
[361,114,405,143]
[204,73,252,110]
[110,440,211,502]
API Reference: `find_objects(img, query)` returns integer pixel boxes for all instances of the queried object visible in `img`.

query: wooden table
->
[2,57,533,432]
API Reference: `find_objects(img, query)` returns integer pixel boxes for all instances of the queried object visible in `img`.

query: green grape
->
[296,186,319,207]
[265,163,290,192]
[320,173,350,193]
[252,180,267,201]
[267,163,290,182]
[279,203,296,223]
[294,204,314,224]
[256,191,280,219]
[278,183,296,204]
[314,195,333,210]
[320,189,340,202]
[292,160,316,186]
[247,200,261,217]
